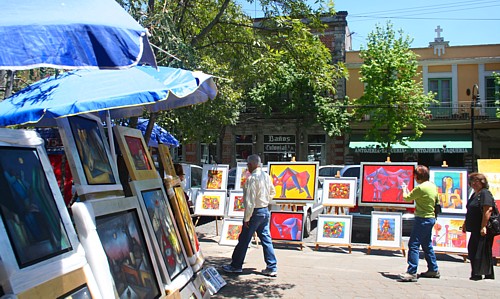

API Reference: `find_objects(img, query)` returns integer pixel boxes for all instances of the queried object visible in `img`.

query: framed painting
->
[478,159,500,200]
[316,215,353,245]
[71,196,165,299]
[193,272,211,299]
[432,214,469,254]
[227,190,245,218]
[113,125,158,181]
[179,281,202,299]
[200,266,226,295]
[129,179,193,290]
[359,162,417,208]
[234,162,251,191]
[429,167,468,214]
[0,129,91,296]
[370,211,402,249]
[171,186,204,272]
[219,218,243,246]
[56,115,123,198]
[201,164,229,190]
[194,190,227,216]
[268,162,319,204]
[158,144,176,178]
[270,211,304,241]
[321,177,357,207]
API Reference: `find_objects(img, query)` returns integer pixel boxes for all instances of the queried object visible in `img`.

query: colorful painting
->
[432,214,469,254]
[227,190,245,218]
[234,162,251,191]
[201,164,229,190]
[270,211,304,241]
[268,162,318,204]
[370,211,402,248]
[194,190,226,216]
[173,186,201,254]
[0,147,72,268]
[316,215,352,245]
[125,135,152,171]
[158,144,176,177]
[359,162,417,208]
[140,188,188,280]
[219,218,243,246]
[478,159,500,200]
[429,167,468,214]
[68,115,116,184]
[321,177,357,207]
[95,210,162,299]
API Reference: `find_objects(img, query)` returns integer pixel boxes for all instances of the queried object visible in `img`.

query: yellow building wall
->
[428,65,451,73]
[486,63,500,71]
[346,68,364,100]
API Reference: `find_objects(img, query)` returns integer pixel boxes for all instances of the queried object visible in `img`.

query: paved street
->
[195,217,498,299]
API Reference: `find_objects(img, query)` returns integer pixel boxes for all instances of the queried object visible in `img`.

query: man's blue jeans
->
[407,216,438,274]
[230,207,277,271]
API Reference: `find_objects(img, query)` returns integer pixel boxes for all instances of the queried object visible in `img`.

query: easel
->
[193,216,221,236]
[274,203,305,250]
[315,171,353,253]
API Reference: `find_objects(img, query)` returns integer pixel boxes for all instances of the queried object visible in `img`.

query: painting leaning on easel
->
[370,211,402,249]
[432,214,468,254]
[316,214,352,245]
[429,167,467,214]
[268,162,318,204]
[321,177,357,207]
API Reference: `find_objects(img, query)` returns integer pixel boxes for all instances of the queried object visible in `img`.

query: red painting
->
[328,183,350,199]
[493,200,500,257]
[125,136,151,171]
[270,211,304,241]
[202,195,220,210]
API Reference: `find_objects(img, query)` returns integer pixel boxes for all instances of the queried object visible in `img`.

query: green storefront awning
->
[349,141,472,154]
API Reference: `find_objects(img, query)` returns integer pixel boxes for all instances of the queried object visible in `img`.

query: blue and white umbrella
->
[0,0,156,70]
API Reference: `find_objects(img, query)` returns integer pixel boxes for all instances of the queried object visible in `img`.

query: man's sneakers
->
[262,268,277,277]
[221,264,242,274]
[419,270,440,279]
[399,272,417,282]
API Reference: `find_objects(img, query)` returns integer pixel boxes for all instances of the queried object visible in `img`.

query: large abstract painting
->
[316,215,352,245]
[477,159,500,257]
[429,167,467,214]
[321,177,357,207]
[270,211,304,242]
[370,211,402,248]
[432,214,469,254]
[360,162,417,208]
[268,162,318,204]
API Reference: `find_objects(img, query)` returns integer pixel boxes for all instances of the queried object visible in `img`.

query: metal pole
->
[471,100,475,172]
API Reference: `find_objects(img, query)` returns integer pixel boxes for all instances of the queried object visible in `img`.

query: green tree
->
[351,22,436,156]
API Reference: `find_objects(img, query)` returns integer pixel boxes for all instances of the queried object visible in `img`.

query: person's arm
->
[480,205,493,236]
[243,177,256,225]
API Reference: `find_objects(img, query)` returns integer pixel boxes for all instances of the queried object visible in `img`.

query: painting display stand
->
[194,216,221,236]
[315,204,352,253]
[367,244,406,257]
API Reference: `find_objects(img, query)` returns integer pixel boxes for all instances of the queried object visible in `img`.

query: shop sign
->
[264,144,296,153]
[264,135,295,144]
[354,148,470,154]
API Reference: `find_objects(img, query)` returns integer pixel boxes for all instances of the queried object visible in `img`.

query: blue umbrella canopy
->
[136,118,179,148]
[0,66,217,127]
[0,0,156,70]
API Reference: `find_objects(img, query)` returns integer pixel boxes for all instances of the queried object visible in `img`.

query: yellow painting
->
[478,159,500,200]
[268,162,318,202]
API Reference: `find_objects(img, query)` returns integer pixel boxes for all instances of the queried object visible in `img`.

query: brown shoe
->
[419,271,440,278]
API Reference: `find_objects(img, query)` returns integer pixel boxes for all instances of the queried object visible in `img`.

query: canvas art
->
[227,190,244,218]
[96,210,162,299]
[193,272,210,299]
[432,214,469,254]
[0,146,72,268]
[57,284,91,299]
[478,159,500,200]
[270,211,304,241]
[158,144,176,178]
[268,162,318,204]
[139,188,189,281]
[316,215,353,245]
[430,167,468,214]
[219,218,243,246]
[234,162,251,191]
[201,164,229,190]
[321,177,357,207]
[68,115,116,185]
[194,190,227,216]
[359,162,417,208]
[370,211,402,248]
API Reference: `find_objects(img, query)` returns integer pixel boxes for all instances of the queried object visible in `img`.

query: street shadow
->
[379,271,402,281]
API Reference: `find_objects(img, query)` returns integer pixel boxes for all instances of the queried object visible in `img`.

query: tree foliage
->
[351,22,436,155]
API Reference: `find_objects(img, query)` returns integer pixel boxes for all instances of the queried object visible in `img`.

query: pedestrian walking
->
[400,165,440,282]
[222,154,278,276]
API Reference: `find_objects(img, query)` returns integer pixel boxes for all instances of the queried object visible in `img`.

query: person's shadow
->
[379,271,402,281]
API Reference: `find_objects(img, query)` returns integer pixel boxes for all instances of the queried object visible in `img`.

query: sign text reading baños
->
[264,135,295,144]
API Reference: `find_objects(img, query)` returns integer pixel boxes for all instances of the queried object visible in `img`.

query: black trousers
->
[468,231,495,277]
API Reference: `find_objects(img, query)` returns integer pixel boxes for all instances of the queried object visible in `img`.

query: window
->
[428,78,451,118]
[235,135,253,162]
[485,76,499,117]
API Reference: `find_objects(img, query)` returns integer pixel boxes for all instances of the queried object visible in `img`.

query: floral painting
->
[227,190,244,218]
[321,177,357,207]
[194,190,226,216]
[370,211,402,248]
[316,215,352,245]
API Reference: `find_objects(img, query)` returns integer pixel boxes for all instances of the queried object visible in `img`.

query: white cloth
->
[242,167,276,222]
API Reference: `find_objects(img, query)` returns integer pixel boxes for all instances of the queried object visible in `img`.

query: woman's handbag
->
[434,202,442,218]
[487,204,500,236]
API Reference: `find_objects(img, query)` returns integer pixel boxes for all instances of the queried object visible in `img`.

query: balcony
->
[428,105,498,120]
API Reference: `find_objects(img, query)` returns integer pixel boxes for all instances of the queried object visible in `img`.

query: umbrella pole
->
[106,111,116,163]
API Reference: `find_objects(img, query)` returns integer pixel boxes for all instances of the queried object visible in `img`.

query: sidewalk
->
[196,219,498,299]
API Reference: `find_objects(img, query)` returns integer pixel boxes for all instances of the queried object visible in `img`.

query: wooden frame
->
[359,162,417,208]
[158,144,176,178]
[71,196,165,299]
[113,125,157,181]
[370,211,403,249]
[432,214,469,254]
[194,190,227,216]
[56,114,123,198]
[234,162,251,191]
[201,164,229,190]
[268,162,319,204]
[0,129,94,296]
[316,214,353,245]
[321,177,357,207]
[270,211,305,241]
[429,167,468,214]
[227,190,244,218]
[219,218,243,246]
[129,179,193,291]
